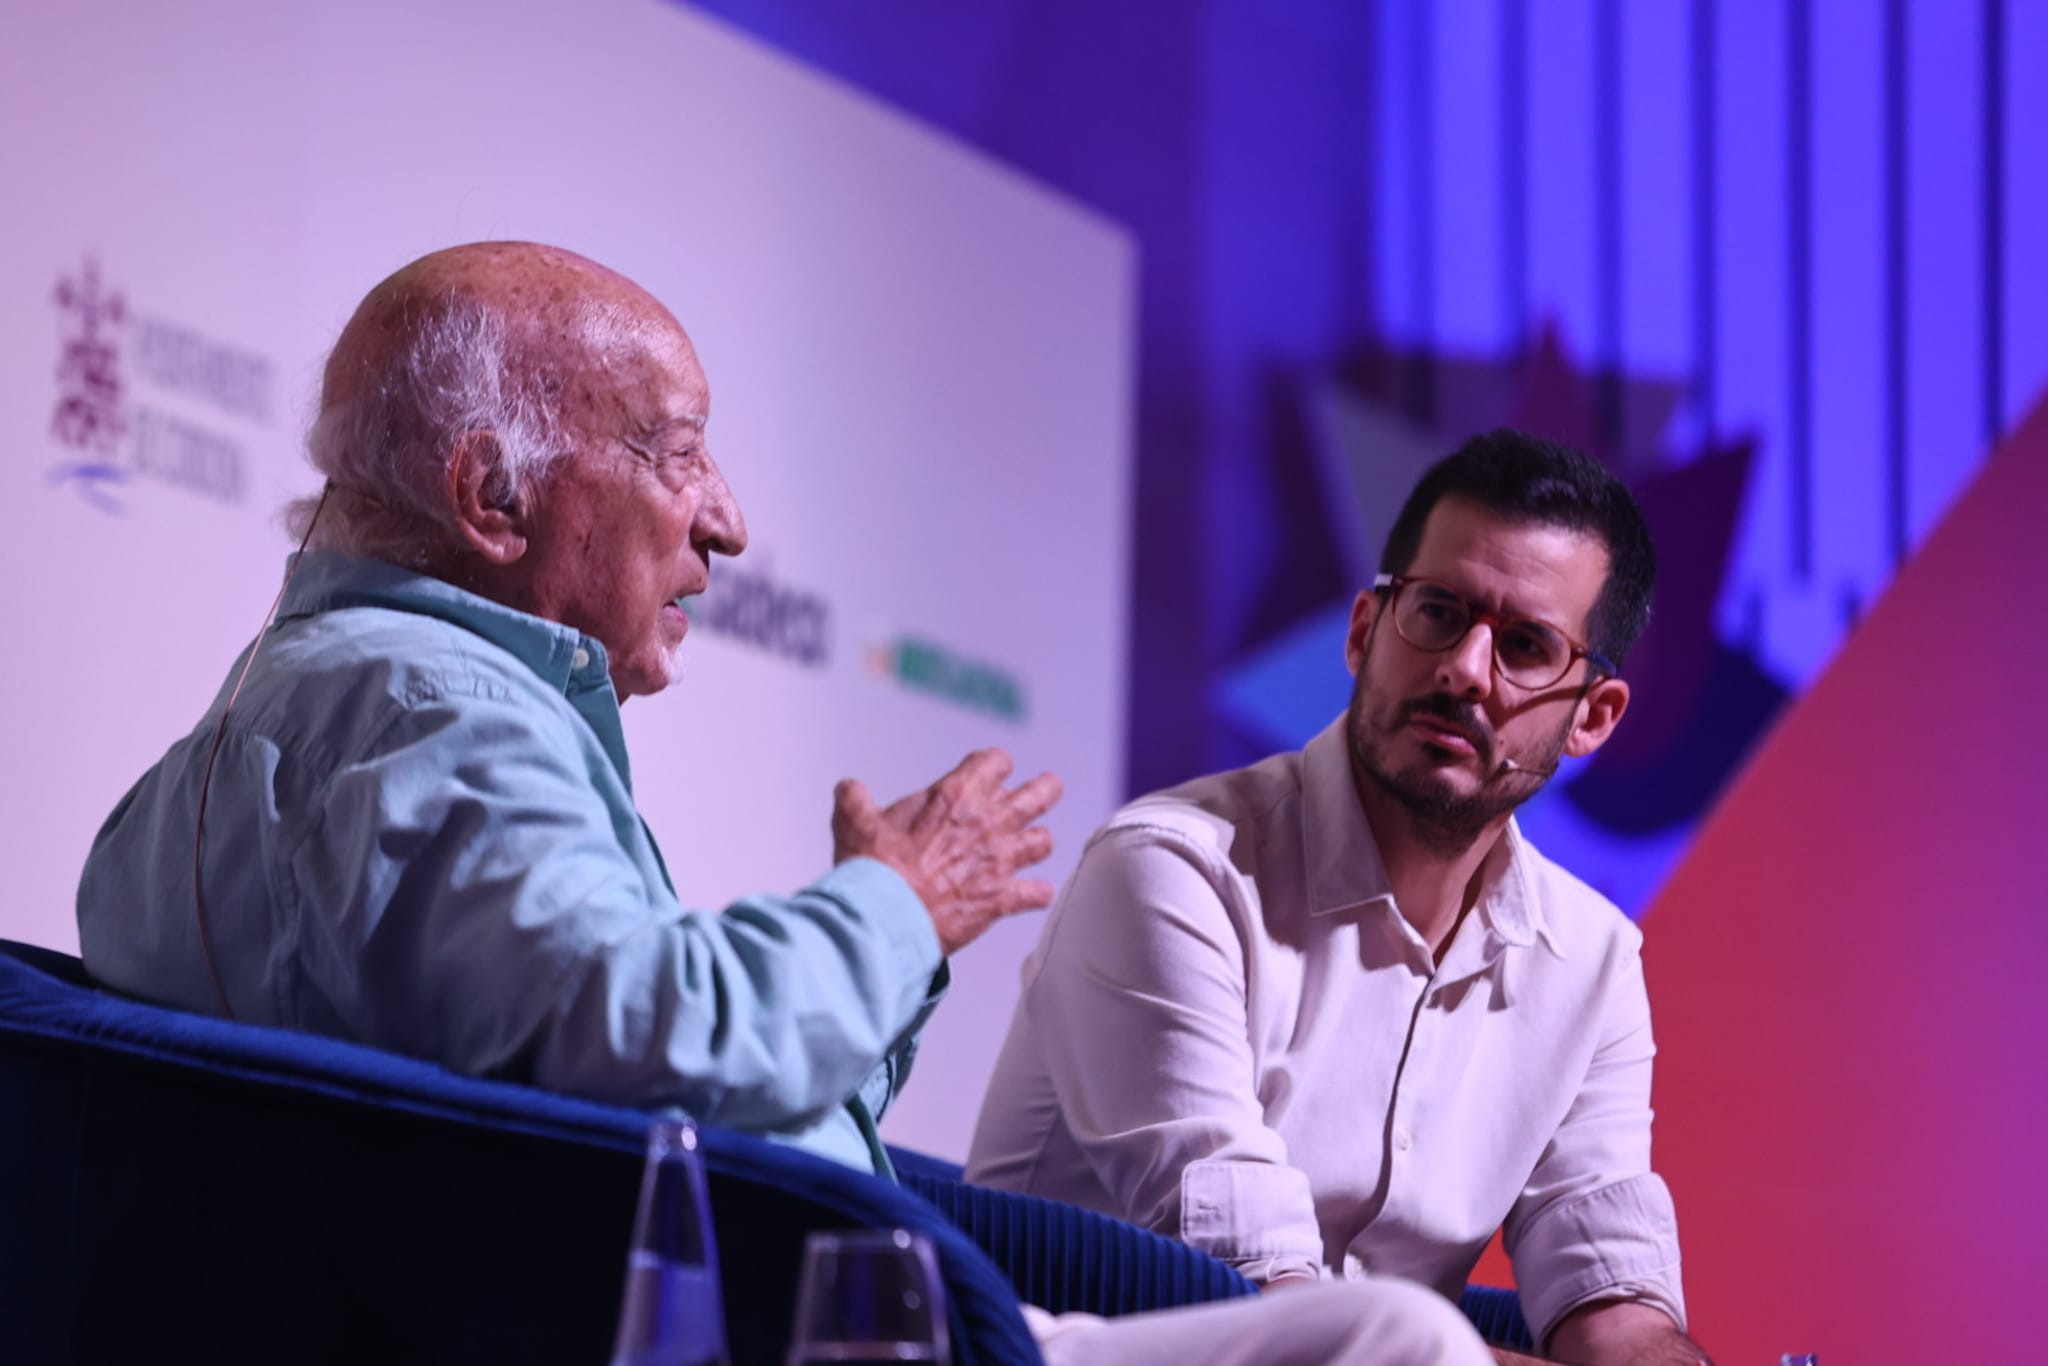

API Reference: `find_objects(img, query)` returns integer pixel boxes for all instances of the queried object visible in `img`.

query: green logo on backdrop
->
[872,635,1027,722]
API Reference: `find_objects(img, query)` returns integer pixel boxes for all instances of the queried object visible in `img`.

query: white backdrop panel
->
[0,0,1134,1159]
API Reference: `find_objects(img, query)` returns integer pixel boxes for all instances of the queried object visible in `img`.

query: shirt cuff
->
[1513,1173,1687,1349]
[1178,1158,1326,1284]
[810,856,943,991]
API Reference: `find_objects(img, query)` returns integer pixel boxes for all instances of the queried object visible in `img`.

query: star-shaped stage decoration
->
[1213,325,1790,916]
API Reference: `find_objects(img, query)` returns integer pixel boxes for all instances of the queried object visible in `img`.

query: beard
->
[657,636,688,690]
[1345,649,1573,856]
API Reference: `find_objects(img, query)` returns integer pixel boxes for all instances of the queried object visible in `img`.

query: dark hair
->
[1378,428,1657,669]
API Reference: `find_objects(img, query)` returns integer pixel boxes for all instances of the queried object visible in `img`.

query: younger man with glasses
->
[967,430,1713,1366]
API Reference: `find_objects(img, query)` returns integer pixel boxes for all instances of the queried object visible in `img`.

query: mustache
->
[1399,694,1494,755]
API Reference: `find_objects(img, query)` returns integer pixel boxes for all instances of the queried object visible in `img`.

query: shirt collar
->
[274,550,609,696]
[1301,717,1397,918]
[1479,821,1564,959]
[1298,715,1563,960]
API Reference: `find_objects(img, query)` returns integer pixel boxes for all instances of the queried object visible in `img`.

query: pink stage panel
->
[1644,398,2048,1361]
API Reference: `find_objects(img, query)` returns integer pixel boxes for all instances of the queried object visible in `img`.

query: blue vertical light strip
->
[1373,1,1420,348]
[1982,0,2005,450]
[1502,0,1528,348]
[1902,0,1987,553]
[1427,0,1505,355]
[1693,0,1717,437]
[1524,0,1599,356]
[1408,0,1437,421]
[1787,0,1814,581]
[1593,0,1623,450]
[1808,0,1887,623]
[1713,0,1795,672]
[1885,0,1909,568]
[2002,0,2048,435]
[1617,6,1693,404]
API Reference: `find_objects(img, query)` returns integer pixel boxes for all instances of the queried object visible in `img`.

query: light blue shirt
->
[77,551,944,1173]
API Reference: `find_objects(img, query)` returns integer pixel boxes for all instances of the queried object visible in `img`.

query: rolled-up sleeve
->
[1503,939,1687,1346]
[1021,824,1325,1283]
[297,691,943,1134]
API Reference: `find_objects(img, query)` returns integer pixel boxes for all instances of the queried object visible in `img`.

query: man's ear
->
[1563,675,1631,758]
[1344,587,1380,676]
[446,430,528,564]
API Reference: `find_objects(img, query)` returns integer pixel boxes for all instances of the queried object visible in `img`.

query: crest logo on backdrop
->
[47,255,276,515]
[42,258,1039,729]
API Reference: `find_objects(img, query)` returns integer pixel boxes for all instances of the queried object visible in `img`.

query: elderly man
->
[969,432,1714,1366]
[76,241,1053,1173]
[77,243,1492,1365]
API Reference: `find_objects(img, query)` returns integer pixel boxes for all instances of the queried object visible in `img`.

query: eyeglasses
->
[1372,574,1618,689]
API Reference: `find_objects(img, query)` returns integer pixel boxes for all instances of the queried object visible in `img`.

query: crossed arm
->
[1494,1298,1709,1365]
[1269,1278,1707,1365]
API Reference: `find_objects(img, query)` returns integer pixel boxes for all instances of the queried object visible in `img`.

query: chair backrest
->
[0,939,1040,1366]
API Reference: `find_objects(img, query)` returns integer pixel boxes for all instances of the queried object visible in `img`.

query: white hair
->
[285,295,583,564]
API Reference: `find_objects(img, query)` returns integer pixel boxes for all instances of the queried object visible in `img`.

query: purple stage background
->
[5,0,2042,1355]
[691,0,2046,916]
[688,3,2046,1358]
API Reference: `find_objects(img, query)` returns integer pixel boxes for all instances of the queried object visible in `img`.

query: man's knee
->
[1313,1277,1495,1366]
[1033,1277,1494,1366]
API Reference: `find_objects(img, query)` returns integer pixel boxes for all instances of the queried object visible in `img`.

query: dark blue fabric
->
[889,1148,1257,1317]
[0,939,1041,1366]
[1459,1284,1536,1352]
[887,1147,1537,1351]
[886,1144,969,1186]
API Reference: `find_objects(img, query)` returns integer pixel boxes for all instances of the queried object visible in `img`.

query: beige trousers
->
[1021,1278,1497,1366]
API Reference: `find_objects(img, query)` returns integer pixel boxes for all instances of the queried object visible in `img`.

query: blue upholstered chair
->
[0,938,1040,1366]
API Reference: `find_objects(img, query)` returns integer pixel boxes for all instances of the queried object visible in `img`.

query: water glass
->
[786,1228,950,1364]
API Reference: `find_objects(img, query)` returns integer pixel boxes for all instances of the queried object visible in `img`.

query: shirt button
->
[571,647,591,671]
[1394,1127,1413,1152]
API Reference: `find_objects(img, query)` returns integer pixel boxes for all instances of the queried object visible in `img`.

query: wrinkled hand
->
[831,749,1063,957]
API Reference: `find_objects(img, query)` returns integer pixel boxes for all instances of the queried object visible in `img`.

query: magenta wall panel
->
[1645,395,2048,1361]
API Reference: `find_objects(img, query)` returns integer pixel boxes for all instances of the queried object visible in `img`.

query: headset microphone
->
[1495,755,1559,780]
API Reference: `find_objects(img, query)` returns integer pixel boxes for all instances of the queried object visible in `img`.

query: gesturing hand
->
[831,749,1064,957]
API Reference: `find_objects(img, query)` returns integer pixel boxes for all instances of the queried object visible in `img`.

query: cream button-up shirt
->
[966,719,1686,1346]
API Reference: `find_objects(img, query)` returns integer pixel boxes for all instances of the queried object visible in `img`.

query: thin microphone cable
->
[190,483,332,1020]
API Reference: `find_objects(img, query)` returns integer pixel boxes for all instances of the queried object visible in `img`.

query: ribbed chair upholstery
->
[0,938,1041,1366]
[889,1148,1537,1353]
[1458,1284,1535,1352]
[891,1146,1257,1317]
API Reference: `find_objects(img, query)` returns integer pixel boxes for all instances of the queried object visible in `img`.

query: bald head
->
[294,241,703,563]
[320,241,681,415]
[290,241,744,699]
